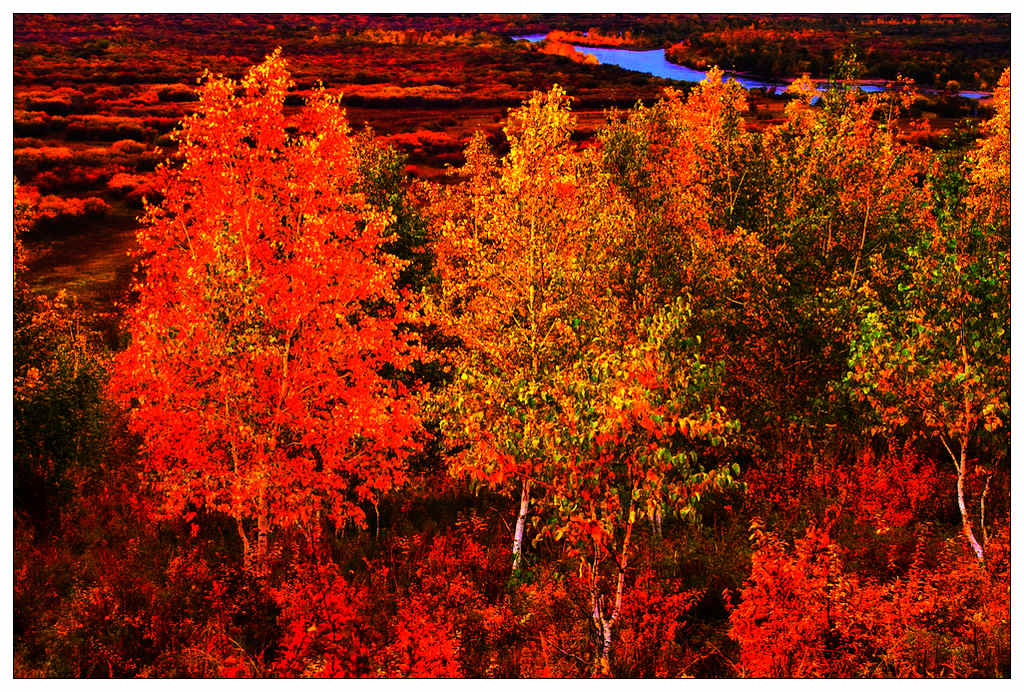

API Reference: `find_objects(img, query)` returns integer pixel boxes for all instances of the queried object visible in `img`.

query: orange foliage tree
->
[425,86,630,572]
[598,70,795,465]
[737,73,931,454]
[598,69,755,321]
[109,51,423,573]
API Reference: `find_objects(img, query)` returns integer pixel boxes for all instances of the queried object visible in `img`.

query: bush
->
[729,520,1010,677]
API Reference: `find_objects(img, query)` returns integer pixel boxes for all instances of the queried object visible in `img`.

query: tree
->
[965,68,1010,230]
[425,86,630,572]
[109,51,423,573]
[598,71,786,461]
[351,128,433,292]
[846,69,1010,562]
[598,69,754,321]
[739,73,932,456]
[544,298,739,674]
[429,86,740,666]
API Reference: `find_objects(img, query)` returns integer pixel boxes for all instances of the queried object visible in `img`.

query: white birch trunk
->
[956,442,985,562]
[512,479,531,572]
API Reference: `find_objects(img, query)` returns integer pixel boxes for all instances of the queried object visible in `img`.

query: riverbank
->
[514,33,992,100]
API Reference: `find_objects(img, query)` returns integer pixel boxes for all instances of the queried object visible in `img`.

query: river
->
[513,34,989,100]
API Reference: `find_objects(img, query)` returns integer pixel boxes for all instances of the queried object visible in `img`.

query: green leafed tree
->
[846,68,1009,562]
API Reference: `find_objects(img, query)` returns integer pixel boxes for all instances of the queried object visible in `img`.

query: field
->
[14,14,997,322]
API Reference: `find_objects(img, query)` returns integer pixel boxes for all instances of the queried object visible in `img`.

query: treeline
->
[13,53,1009,677]
[663,16,1009,90]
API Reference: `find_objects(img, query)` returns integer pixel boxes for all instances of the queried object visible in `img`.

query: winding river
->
[513,34,989,100]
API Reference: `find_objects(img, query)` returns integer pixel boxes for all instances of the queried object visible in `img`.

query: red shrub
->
[729,520,1010,677]
[616,569,703,677]
[271,562,373,678]
[110,138,148,155]
[729,521,877,677]
[382,596,462,677]
[107,171,156,202]
[744,446,948,533]
[817,448,946,533]
[35,194,110,224]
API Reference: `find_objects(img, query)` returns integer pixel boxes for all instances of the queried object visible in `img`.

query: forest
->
[12,14,1010,678]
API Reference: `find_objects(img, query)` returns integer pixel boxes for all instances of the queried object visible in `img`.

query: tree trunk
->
[591,508,634,676]
[651,505,663,539]
[512,478,531,572]
[598,619,613,676]
[956,441,985,562]
[239,516,271,577]
[237,518,252,570]
[980,472,992,547]
[592,577,622,677]
[256,512,269,577]
[372,498,380,541]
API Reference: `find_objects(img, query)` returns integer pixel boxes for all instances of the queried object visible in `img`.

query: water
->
[512,34,989,100]
[514,34,785,93]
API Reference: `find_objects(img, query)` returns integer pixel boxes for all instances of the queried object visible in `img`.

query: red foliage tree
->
[109,51,423,573]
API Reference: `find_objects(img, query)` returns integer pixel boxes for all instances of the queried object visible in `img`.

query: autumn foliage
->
[14,40,1009,680]
[730,518,1009,677]
[107,52,424,572]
